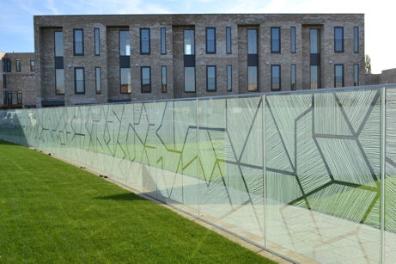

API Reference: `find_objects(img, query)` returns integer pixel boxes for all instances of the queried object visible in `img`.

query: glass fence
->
[0,85,395,263]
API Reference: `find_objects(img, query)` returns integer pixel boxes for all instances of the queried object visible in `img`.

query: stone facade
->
[0,52,37,108]
[3,13,365,107]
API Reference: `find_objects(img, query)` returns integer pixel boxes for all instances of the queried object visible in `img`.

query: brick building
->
[2,13,365,107]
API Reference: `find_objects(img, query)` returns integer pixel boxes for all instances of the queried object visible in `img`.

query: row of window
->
[2,59,35,73]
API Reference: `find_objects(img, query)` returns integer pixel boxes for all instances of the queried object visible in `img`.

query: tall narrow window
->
[248,66,257,92]
[184,67,195,92]
[30,60,35,72]
[94,27,100,56]
[160,27,166,55]
[290,64,296,90]
[161,65,167,93]
[206,27,216,54]
[227,65,232,92]
[271,65,281,91]
[334,64,344,87]
[290,26,296,53]
[184,29,195,55]
[226,27,232,54]
[206,66,216,91]
[3,75,7,89]
[141,66,151,93]
[95,67,101,94]
[353,64,359,86]
[120,68,131,94]
[55,70,64,95]
[54,31,64,57]
[353,26,359,53]
[248,29,257,55]
[74,67,85,94]
[73,29,84,55]
[310,28,320,89]
[119,30,130,56]
[271,27,281,53]
[16,60,21,72]
[140,28,150,55]
[334,26,344,53]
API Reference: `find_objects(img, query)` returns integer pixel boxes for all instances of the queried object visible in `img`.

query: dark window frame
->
[226,64,232,92]
[55,69,65,95]
[247,66,258,92]
[206,65,217,92]
[161,65,167,93]
[16,59,21,72]
[160,27,167,55]
[140,66,151,93]
[74,67,85,94]
[120,68,131,94]
[271,64,281,91]
[119,29,130,56]
[290,64,296,90]
[226,26,232,54]
[140,28,151,55]
[205,27,216,54]
[247,28,258,55]
[30,60,35,72]
[334,26,344,53]
[290,26,296,53]
[353,63,359,86]
[184,66,196,93]
[3,74,6,89]
[353,26,359,53]
[334,64,345,87]
[73,28,84,56]
[94,27,100,56]
[95,67,101,94]
[183,29,195,55]
[271,27,281,54]
[54,31,64,57]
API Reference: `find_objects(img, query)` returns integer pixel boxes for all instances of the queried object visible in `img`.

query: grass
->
[0,141,275,264]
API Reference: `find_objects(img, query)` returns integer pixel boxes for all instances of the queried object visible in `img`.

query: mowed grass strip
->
[0,141,275,264]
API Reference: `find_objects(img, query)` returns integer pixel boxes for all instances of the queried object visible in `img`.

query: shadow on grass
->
[95,193,147,202]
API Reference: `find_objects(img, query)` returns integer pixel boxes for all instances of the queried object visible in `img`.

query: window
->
[54,31,64,57]
[73,29,84,55]
[334,27,344,52]
[248,66,258,92]
[310,28,319,54]
[3,75,6,89]
[141,66,151,93]
[206,66,216,91]
[334,64,344,87]
[16,60,21,72]
[247,29,257,54]
[161,65,167,93]
[184,67,195,92]
[119,30,131,56]
[94,28,100,56]
[74,67,85,94]
[140,28,150,55]
[206,27,216,54]
[271,27,281,53]
[310,65,319,89]
[353,26,359,53]
[290,26,296,53]
[160,27,166,55]
[55,69,65,95]
[226,27,232,54]
[271,65,281,91]
[95,67,101,94]
[353,64,359,86]
[184,29,195,55]
[227,65,232,92]
[30,60,35,72]
[120,68,131,94]
[290,64,296,90]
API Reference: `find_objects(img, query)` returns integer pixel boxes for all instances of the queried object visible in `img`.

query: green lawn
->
[0,141,274,264]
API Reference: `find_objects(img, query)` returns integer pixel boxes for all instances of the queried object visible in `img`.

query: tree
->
[365,55,372,74]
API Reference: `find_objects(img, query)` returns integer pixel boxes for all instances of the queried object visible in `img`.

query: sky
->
[0,0,393,73]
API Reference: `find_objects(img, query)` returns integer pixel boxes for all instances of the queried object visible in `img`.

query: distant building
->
[366,68,396,85]
[1,13,365,108]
